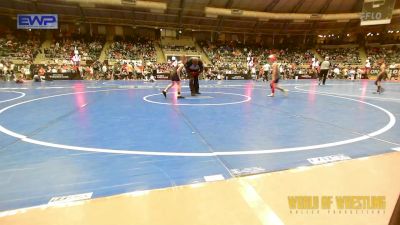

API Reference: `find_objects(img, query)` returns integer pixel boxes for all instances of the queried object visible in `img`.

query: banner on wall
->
[45,72,82,80]
[360,0,396,26]
[17,14,58,29]
[370,68,399,78]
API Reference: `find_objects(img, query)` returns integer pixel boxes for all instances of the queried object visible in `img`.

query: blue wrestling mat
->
[0,79,399,211]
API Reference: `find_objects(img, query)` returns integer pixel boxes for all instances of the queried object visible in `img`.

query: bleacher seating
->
[107,37,156,63]
[366,45,400,64]
[0,31,41,62]
[162,45,197,54]
[316,47,361,65]
[44,34,104,64]
[1,30,399,81]
[160,37,200,55]
[201,41,313,74]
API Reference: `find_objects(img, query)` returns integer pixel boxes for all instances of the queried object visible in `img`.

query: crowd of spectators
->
[366,45,400,64]
[154,63,174,73]
[161,44,198,54]
[44,34,104,64]
[201,41,313,74]
[316,47,361,65]
[1,31,400,82]
[256,48,313,65]
[202,41,249,74]
[107,37,156,63]
[73,60,159,81]
[0,31,41,61]
[0,59,18,81]
[0,61,81,81]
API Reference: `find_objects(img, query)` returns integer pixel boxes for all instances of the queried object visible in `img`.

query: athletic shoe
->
[283,89,289,96]
[162,91,167,98]
[177,95,185,99]
[268,94,274,97]
[196,92,201,94]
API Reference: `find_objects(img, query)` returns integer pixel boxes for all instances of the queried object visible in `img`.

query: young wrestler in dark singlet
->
[162,56,187,99]
[374,58,387,94]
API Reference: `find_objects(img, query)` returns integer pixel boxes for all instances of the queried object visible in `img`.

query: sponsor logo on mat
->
[48,192,93,205]
[307,154,351,165]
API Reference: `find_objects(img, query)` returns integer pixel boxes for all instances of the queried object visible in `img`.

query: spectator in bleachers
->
[0,31,41,61]
[200,41,312,77]
[366,45,400,65]
[161,44,198,54]
[44,33,104,64]
[107,37,156,64]
[316,47,360,65]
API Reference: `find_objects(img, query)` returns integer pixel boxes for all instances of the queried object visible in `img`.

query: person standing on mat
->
[268,54,288,97]
[162,56,186,99]
[374,58,387,94]
[185,57,204,96]
[262,62,270,82]
[364,59,371,79]
[319,56,331,85]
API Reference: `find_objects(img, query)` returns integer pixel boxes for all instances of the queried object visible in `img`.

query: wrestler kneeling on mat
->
[185,57,204,96]
[267,54,288,97]
[162,56,186,99]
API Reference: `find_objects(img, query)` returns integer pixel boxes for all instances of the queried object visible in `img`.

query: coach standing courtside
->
[185,57,204,96]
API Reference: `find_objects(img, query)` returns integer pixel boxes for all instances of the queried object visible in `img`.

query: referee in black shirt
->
[185,57,204,96]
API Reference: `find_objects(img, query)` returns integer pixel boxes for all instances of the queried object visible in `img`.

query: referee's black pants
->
[319,69,329,85]
[190,75,199,94]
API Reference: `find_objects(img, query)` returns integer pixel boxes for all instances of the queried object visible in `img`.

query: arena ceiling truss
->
[0,0,399,35]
